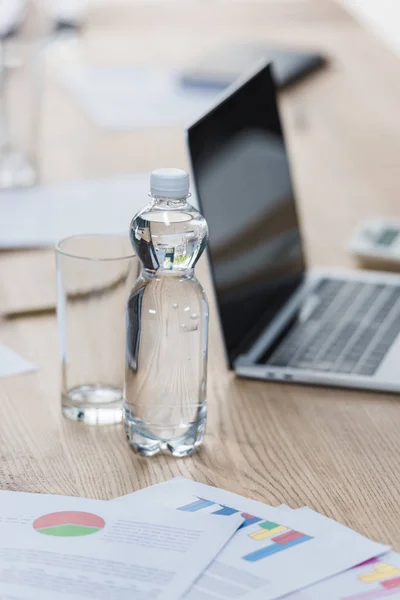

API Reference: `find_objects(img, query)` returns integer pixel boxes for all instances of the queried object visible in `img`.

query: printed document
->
[115,478,390,600]
[0,489,241,599]
[290,551,400,599]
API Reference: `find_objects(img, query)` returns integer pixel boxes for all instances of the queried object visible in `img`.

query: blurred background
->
[0,0,399,315]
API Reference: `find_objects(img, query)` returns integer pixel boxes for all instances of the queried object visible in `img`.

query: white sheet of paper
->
[0,343,36,377]
[276,507,398,599]
[0,489,242,600]
[57,66,219,129]
[114,478,390,600]
[0,173,149,249]
[288,551,400,599]
[278,504,293,510]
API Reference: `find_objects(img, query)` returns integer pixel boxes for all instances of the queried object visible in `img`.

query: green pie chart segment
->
[33,511,105,537]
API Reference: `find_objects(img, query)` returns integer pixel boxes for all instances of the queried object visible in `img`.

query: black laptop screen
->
[188,64,306,366]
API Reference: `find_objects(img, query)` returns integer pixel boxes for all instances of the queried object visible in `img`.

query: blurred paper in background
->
[0,173,149,248]
[0,344,36,377]
[56,66,220,129]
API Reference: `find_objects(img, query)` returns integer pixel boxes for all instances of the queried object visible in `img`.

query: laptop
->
[187,63,400,393]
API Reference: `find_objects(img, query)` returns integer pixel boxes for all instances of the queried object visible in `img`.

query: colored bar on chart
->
[259,520,279,530]
[272,530,306,544]
[360,564,400,583]
[212,505,239,516]
[357,558,381,568]
[250,525,287,541]
[250,529,272,541]
[239,515,262,530]
[382,576,400,590]
[178,498,215,512]
[243,535,313,562]
[242,513,256,520]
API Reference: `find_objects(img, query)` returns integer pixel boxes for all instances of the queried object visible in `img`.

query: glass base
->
[0,152,36,189]
[62,385,123,425]
[124,406,207,457]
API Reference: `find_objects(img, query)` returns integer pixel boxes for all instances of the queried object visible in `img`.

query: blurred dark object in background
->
[180,44,327,92]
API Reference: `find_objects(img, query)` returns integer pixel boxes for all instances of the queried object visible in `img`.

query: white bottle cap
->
[150,168,189,199]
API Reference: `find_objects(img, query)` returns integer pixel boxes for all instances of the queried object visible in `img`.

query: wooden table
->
[1,0,400,551]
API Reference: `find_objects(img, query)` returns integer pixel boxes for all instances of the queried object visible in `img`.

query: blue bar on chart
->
[243,535,313,562]
[178,498,216,512]
[212,505,239,516]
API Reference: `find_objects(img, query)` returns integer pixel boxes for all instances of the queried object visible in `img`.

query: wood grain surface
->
[1,0,400,551]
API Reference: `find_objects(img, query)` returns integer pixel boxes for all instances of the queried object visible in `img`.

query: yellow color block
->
[250,525,287,541]
[359,564,400,583]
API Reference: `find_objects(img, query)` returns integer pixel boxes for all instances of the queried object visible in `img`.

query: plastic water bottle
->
[124,168,209,457]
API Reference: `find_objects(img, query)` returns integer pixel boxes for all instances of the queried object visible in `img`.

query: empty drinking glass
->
[56,234,138,425]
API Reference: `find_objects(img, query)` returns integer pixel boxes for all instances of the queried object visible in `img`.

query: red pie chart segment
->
[33,511,105,537]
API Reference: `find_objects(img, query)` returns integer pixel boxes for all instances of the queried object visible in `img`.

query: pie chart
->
[33,511,105,537]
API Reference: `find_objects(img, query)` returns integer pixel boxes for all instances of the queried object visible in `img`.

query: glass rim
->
[55,234,135,262]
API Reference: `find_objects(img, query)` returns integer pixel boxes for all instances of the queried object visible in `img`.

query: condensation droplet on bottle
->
[180,324,186,329]
[191,313,198,320]
[172,302,178,309]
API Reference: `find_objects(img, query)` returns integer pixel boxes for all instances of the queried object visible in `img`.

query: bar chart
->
[244,520,312,563]
[342,558,400,599]
[178,497,313,563]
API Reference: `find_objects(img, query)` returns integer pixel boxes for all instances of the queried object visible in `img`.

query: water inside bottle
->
[124,195,209,456]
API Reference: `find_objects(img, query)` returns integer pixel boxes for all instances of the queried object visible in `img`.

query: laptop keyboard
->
[267,279,400,376]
